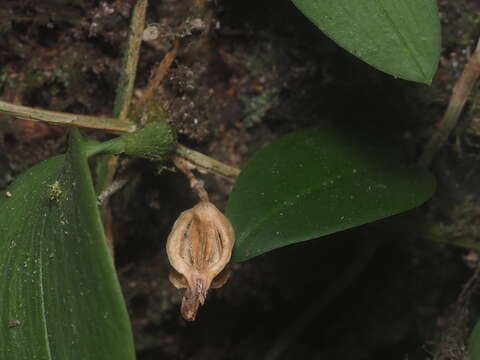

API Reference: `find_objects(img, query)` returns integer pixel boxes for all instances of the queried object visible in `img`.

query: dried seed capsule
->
[166,201,235,321]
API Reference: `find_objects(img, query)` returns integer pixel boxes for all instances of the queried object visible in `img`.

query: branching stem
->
[0,99,240,179]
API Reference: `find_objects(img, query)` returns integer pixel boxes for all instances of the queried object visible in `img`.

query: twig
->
[139,39,180,109]
[113,0,148,120]
[430,259,480,360]
[419,39,480,167]
[0,100,136,133]
[97,177,131,205]
[175,144,240,179]
[173,156,209,201]
[457,261,480,304]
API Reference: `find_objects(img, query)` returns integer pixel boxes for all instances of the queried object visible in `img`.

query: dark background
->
[1,0,480,359]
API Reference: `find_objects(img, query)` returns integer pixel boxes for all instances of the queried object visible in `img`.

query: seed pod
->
[166,201,235,321]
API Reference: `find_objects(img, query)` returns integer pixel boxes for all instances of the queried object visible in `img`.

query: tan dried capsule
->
[166,201,235,321]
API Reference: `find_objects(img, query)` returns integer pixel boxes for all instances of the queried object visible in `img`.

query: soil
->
[1,1,480,359]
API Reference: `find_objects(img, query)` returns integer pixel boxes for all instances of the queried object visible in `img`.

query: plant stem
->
[113,0,148,120]
[173,157,209,201]
[100,0,149,257]
[175,144,240,179]
[138,40,180,112]
[0,99,240,179]
[97,177,131,205]
[419,38,480,167]
[0,100,136,133]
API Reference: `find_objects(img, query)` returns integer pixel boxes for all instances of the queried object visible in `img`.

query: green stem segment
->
[86,138,125,158]
[87,120,176,160]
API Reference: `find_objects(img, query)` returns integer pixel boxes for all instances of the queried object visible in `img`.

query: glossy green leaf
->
[469,320,480,359]
[227,128,435,262]
[0,130,135,359]
[291,0,441,83]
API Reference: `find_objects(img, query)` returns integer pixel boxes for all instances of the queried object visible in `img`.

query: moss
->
[237,37,303,128]
[129,99,169,126]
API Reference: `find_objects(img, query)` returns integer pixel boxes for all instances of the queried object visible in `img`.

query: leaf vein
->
[39,213,54,360]
[375,0,426,79]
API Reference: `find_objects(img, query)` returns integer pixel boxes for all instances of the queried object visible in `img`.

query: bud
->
[166,201,235,321]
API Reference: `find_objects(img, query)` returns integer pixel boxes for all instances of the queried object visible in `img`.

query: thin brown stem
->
[457,262,480,304]
[139,40,180,110]
[419,39,480,167]
[173,156,209,202]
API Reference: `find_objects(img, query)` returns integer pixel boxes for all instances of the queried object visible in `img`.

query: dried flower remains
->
[166,201,235,321]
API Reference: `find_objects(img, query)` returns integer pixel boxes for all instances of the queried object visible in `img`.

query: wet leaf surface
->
[0,130,135,360]
[227,127,436,262]
[291,0,441,83]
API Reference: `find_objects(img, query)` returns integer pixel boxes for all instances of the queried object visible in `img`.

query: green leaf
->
[0,130,135,359]
[469,320,480,359]
[227,128,435,262]
[290,0,441,83]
